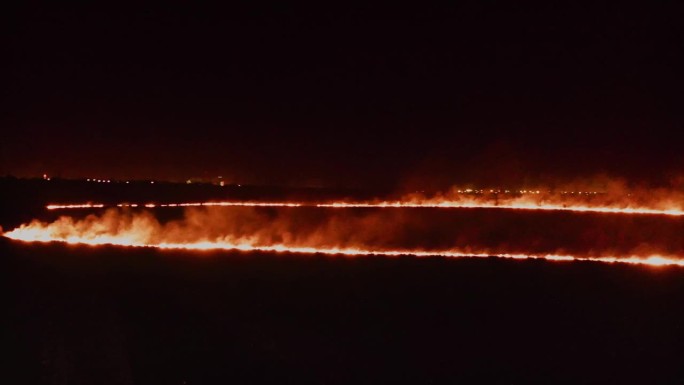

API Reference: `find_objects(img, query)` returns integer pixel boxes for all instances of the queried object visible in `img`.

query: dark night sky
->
[4,4,684,188]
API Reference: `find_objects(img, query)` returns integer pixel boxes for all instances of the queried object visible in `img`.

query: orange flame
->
[45,197,684,216]
[3,211,683,268]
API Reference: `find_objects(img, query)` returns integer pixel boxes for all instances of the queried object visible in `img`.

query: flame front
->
[45,201,684,216]
[45,189,684,217]
[4,208,684,268]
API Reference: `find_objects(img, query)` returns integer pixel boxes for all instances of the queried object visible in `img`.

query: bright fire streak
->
[3,229,683,268]
[48,202,304,210]
[47,203,106,210]
[45,200,684,216]
[316,201,684,216]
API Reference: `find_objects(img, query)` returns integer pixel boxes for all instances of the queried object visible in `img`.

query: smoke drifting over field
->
[4,204,684,266]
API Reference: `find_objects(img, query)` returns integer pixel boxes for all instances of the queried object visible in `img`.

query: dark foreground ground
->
[4,238,684,384]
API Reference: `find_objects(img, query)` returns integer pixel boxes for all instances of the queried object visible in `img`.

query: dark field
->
[5,240,684,384]
[3,179,684,384]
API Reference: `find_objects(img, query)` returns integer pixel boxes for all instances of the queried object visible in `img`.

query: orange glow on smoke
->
[20,186,684,268]
[3,218,683,268]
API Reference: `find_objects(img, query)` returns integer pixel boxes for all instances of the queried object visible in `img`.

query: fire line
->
[45,201,684,216]
[3,231,682,267]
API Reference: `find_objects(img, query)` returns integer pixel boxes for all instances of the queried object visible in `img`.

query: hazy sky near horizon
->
[5,4,683,187]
